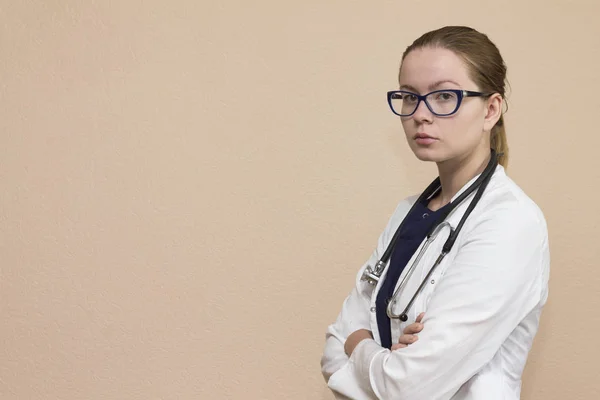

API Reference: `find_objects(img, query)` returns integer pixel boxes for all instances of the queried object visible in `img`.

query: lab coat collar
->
[449,164,504,203]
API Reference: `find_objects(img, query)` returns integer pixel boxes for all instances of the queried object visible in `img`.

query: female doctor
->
[320,26,550,400]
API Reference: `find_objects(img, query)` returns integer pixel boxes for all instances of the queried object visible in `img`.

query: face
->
[398,47,501,164]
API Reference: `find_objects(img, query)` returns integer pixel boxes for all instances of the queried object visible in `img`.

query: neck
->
[433,149,492,208]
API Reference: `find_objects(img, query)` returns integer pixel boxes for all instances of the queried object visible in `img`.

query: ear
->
[483,93,503,132]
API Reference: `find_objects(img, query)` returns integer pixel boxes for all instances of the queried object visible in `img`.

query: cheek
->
[444,113,484,143]
[400,118,411,136]
[400,119,413,137]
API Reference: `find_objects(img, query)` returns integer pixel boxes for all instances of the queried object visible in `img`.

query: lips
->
[414,133,437,140]
[414,133,438,146]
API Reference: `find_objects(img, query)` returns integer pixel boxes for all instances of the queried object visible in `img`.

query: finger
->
[391,343,407,351]
[403,322,424,335]
[398,334,419,345]
[416,312,425,323]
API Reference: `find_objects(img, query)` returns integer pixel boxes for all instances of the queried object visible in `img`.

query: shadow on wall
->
[520,298,554,398]
[320,386,338,400]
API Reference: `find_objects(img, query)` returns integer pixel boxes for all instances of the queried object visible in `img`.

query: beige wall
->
[2,1,599,399]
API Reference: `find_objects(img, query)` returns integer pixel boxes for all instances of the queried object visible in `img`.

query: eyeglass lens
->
[390,91,460,116]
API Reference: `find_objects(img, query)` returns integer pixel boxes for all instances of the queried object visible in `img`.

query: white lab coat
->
[321,165,550,400]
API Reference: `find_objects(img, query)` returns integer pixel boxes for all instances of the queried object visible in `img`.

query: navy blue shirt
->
[375,199,448,349]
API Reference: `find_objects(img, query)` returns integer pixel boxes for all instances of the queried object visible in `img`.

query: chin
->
[411,147,446,163]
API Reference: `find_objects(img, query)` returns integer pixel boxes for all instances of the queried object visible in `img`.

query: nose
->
[412,99,434,124]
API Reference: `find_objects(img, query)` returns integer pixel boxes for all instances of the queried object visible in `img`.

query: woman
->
[320,26,550,400]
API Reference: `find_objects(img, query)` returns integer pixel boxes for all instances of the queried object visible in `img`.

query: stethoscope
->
[361,150,499,322]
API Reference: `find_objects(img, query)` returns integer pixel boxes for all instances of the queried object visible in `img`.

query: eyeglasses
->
[387,89,492,117]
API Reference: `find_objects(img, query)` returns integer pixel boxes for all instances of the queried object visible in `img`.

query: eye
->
[434,91,457,101]
[403,93,418,104]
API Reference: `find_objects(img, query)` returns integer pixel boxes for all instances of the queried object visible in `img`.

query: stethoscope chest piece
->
[361,260,386,285]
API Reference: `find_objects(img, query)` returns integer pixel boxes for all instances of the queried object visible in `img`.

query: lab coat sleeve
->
[344,206,547,400]
[320,198,415,387]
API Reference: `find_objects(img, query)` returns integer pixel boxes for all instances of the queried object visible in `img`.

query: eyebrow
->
[399,80,462,92]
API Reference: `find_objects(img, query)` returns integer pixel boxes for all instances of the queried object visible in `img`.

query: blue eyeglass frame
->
[387,89,493,117]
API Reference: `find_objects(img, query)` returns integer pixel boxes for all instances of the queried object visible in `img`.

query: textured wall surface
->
[1,1,599,399]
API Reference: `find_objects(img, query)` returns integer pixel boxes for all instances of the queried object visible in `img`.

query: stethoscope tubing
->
[374,150,499,322]
[385,221,453,320]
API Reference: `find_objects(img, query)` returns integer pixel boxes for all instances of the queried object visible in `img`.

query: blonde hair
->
[401,26,509,167]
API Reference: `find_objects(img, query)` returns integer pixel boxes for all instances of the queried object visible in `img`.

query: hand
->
[391,312,425,351]
[344,329,373,356]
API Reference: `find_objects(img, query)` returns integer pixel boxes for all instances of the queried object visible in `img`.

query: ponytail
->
[491,115,509,168]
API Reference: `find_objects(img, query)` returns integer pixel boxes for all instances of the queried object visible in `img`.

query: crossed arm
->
[322,208,547,399]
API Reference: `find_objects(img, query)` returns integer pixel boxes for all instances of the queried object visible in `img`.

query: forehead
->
[399,47,475,91]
